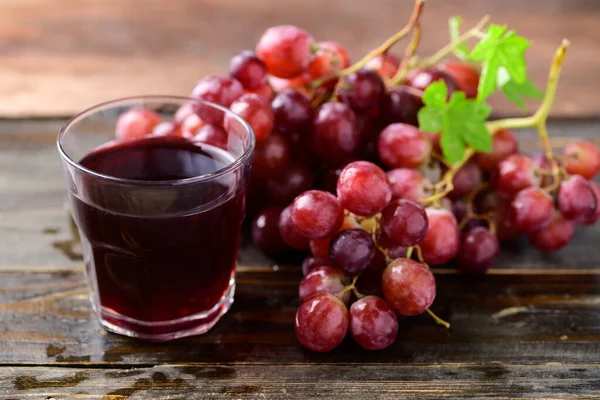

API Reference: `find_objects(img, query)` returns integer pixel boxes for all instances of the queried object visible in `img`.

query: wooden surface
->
[1,119,600,398]
[1,0,600,118]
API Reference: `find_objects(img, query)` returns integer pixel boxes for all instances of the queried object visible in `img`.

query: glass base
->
[95,278,235,342]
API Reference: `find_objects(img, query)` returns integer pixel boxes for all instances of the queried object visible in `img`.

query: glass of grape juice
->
[57,96,254,341]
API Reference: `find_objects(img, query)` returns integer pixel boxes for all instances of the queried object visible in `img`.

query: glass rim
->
[57,95,255,186]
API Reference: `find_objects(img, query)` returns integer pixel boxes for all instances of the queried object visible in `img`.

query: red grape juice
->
[71,135,246,328]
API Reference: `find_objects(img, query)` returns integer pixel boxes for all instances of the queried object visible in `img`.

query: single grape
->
[557,175,598,221]
[115,108,161,140]
[152,121,183,137]
[256,25,315,79]
[224,93,274,141]
[310,237,333,263]
[477,191,520,241]
[439,62,480,99]
[405,67,458,97]
[387,245,409,260]
[564,140,600,179]
[271,89,313,134]
[336,161,392,217]
[383,85,424,127]
[191,76,244,124]
[308,41,350,79]
[378,123,431,169]
[381,199,429,246]
[419,208,460,265]
[355,249,387,296]
[328,229,376,275]
[279,205,310,250]
[494,154,540,198]
[295,293,349,352]
[311,102,360,165]
[457,226,499,273]
[266,164,314,204]
[365,53,400,78]
[291,190,344,240]
[510,187,554,233]
[528,211,575,252]
[338,69,386,112]
[299,266,350,304]
[251,133,290,178]
[252,206,287,255]
[475,129,518,171]
[247,82,275,102]
[580,181,600,225]
[229,50,267,90]
[386,168,432,202]
[180,113,205,138]
[350,296,399,350]
[302,257,329,276]
[193,124,228,150]
[382,258,436,316]
[449,160,482,199]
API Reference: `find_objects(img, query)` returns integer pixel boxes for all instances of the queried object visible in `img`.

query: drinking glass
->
[57,96,254,341]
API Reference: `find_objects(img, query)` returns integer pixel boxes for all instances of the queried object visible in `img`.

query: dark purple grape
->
[311,102,360,165]
[383,85,424,126]
[449,160,482,199]
[457,226,499,273]
[266,164,314,205]
[329,229,376,274]
[338,69,386,112]
[271,89,313,133]
[252,206,287,254]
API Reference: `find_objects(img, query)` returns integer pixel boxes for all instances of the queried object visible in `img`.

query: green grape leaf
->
[469,24,531,102]
[497,67,543,109]
[448,16,470,60]
[418,82,492,164]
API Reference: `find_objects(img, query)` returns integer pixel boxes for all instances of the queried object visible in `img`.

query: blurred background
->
[0,0,598,117]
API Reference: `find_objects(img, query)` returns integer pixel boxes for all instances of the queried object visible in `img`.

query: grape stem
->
[458,182,495,233]
[426,309,451,329]
[390,16,422,85]
[336,275,364,300]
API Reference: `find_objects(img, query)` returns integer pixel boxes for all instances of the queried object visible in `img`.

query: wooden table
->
[2,0,600,398]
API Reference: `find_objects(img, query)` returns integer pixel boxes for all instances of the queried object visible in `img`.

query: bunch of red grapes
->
[114,24,599,352]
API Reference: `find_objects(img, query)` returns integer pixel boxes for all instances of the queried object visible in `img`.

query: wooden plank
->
[1,364,600,399]
[1,268,600,365]
[0,0,598,117]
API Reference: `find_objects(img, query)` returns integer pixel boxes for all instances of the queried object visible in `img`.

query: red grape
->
[279,205,310,250]
[383,85,424,127]
[475,129,518,171]
[349,296,398,350]
[225,93,274,142]
[256,25,315,79]
[564,140,600,179]
[302,257,328,276]
[439,62,480,99]
[180,114,205,137]
[174,103,194,124]
[329,229,376,275]
[115,108,161,140]
[381,199,429,246]
[295,293,349,352]
[449,160,482,199]
[528,211,575,252]
[299,266,350,304]
[338,69,386,112]
[365,53,400,78]
[247,82,275,102]
[457,226,499,273]
[152,121,183,137]
[311,102,360,165]
[291,190,344,240]
[193,124,228,150]
[419,208,460,265]
[308,41,350,79]
[336,161,392,216]
[494,154,540,198]
[191,76,244,124]
[310,237,333,263]
[405,67,458,97]
[510,187,554,233]
[580,181,600,225]
[229,50,267,90]
[355,249,387,296]
[378,123,432,169]
[557,175,597,221]
[386,168,432,201]
[266,164,314,204]
[252,206,287,255]
[251,133,290,178]
[271,89,313,134]
[382,258,436,316]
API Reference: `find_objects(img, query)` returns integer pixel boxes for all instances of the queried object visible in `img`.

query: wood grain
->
[0,0,599,117]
